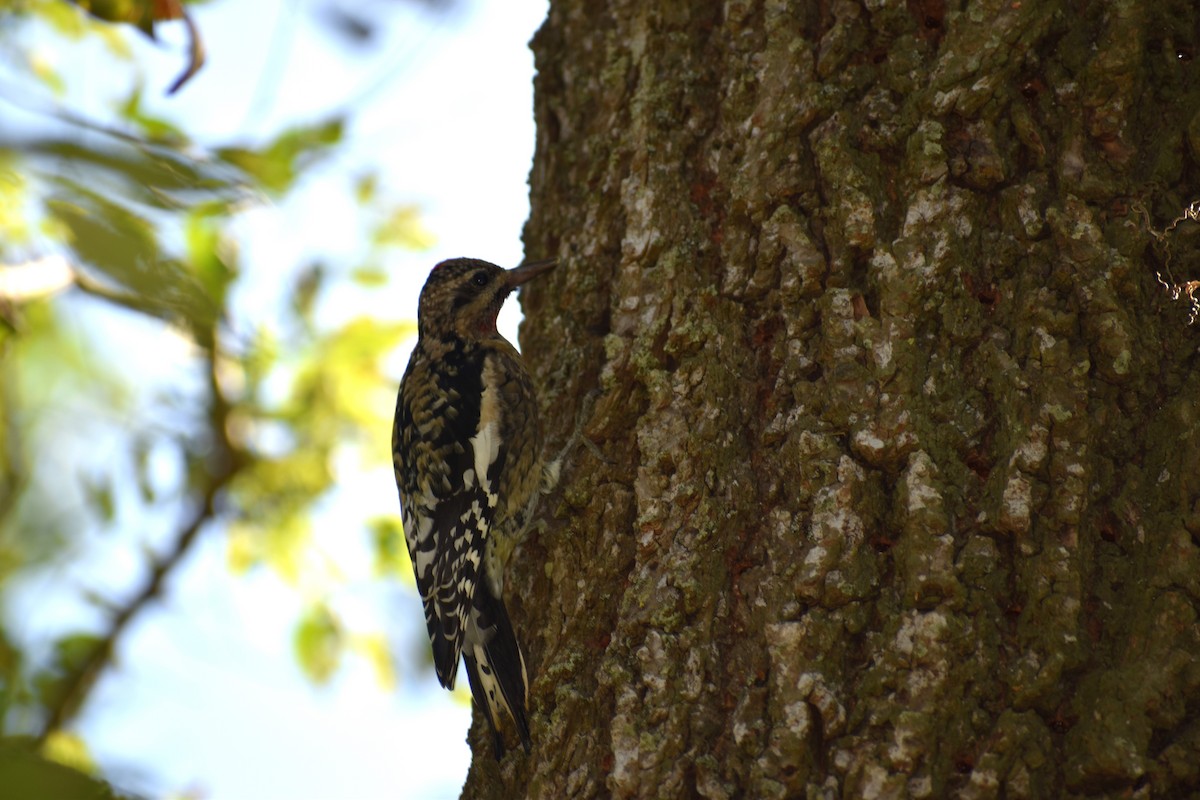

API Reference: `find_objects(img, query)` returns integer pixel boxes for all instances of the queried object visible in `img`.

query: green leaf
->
[289,263,325,324]
[115,84,187,143]
[244,326,281,377]
[0,628,26,721]
[72,0,150,28]
[0,738,123,800]
[349,265,388,287]
[26,53,67,97]
[45,186,221,332]
[217,118,345,196]
[226,523,258,575]
[80,475,115,523]
[287,317,414,437]
[29,140,249,210]
[349,634,396,691]
[225,506,318,584]
[184,204,237,309]
[353,172,378,204]
[51,635,104,676]
[263,514,312,585]
[0,159,33,247]
[33,1,91,39]
[293,604,342,684]
[45,190,155,269]
[371,204,435,251]
[237,450,334,511]
[40,731,95,777]
[366,515,410,579]
[33,634,105,711]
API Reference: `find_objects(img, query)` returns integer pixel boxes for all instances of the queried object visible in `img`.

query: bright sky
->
[5,1,550,798]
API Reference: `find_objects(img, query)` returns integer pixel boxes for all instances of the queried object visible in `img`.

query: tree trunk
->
[465,1,1200,797]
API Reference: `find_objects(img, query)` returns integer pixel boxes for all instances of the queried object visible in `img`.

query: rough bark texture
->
[464,1,1200,798]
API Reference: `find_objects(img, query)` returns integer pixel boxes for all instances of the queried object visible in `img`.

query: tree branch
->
[35,343,245,743]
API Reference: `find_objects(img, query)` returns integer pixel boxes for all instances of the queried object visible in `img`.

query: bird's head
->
[417,257,556,342]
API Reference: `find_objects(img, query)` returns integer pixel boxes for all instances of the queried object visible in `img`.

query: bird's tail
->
[463,585,531,759]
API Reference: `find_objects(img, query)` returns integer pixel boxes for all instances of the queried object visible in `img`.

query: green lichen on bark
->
[460,0,1200,797]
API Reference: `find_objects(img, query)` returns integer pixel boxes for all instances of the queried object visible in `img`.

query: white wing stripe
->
[470,356,504,496]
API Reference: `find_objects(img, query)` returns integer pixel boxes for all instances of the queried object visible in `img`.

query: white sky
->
[5,0,550,798]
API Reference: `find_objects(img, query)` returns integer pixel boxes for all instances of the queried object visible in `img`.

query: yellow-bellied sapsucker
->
[392,257,555,758]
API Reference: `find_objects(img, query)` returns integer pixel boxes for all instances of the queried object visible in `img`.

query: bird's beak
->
[505,258,557,289]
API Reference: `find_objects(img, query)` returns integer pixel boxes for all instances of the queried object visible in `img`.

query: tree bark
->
[465,1,1200,797]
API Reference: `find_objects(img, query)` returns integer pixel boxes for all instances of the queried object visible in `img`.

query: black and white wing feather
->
[394,343,499,689]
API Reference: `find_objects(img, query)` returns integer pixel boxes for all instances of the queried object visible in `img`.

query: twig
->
[165,7,207,96]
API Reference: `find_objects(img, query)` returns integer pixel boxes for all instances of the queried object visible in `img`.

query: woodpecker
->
[392,256,555,758]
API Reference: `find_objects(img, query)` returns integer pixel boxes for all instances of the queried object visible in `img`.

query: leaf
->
[238,450,334,510]
[45,187,221,332]
[217,118,345,196]
[40,731,96,776]
[353,173,378,205]
[184,204,237,310]
[52,635,105,675]
[45,190,155,269]
[116,84,186,142]
[35,1,91,39]
[33,634,105,711]
[27,52,67,97]
[349,634,396,691]
[80,474,116,523]
[263,514,311,585]
[27,139,250,211]
[73,0,151,29]
[224,514,315,585]
[289,263,325,324]
[366,515,410,579]
[0,740,122,800]
[237,325,279,404]
[349,265,388,287]
[287,317,414,438]
[0,159,32,248]
[0,627,26,719]
[225,523,257,575]
[371,204,435,251]
[293,604,342,684]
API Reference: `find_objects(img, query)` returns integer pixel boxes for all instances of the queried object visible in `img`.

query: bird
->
[392,256,556,757]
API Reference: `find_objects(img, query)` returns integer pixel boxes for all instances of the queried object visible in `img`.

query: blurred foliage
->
[71,0,184,36]
[0,0,431,794]
[217,118,345,195]
[367,514,411,579]
[0,736,126,800]
[294,602,343,684]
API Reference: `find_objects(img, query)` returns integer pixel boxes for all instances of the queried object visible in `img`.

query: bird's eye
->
[471,271,489,287]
